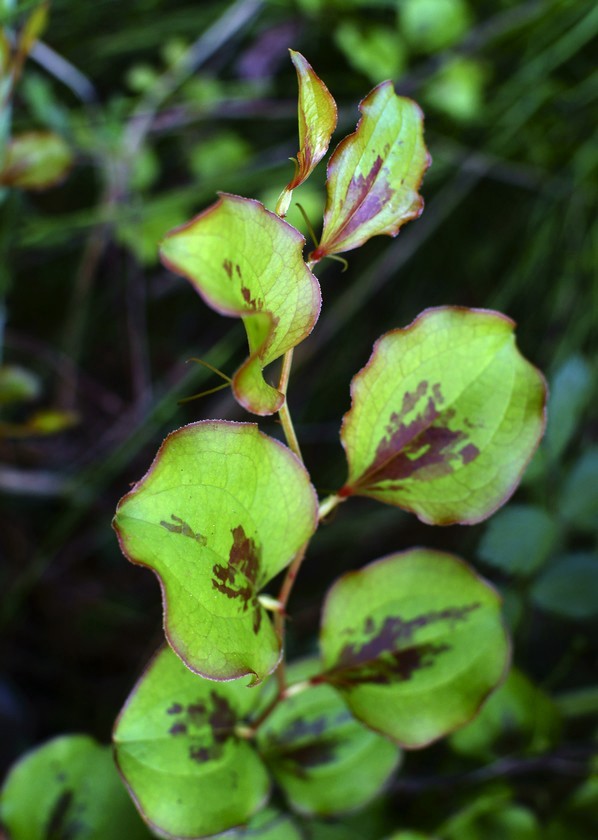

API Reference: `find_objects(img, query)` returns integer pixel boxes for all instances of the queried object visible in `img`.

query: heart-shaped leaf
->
[257,659,400,816]
[113,645,270,839]
[309,81,430,262]
[276,50,337,216]
[0,131,72,190]
[160,193,321,415]
[0,735,151,839]
[319,549,510,748]
[339,307,547,525]
[114,421,318,683]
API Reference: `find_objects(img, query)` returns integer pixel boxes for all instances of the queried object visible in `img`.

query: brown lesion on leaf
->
[223,259,233,278]
[44,789,84,840]
[240,285,263,311]
[264,713,350,777]
[165,691,238,764]
[160,515,207,546]
[314,155,396,260]
[169,722,187,735]
[326,604,481,687]
[347,381,481,495]
[212,525,263,634]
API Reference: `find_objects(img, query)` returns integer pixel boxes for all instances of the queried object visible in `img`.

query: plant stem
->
[277,348,303,461]
[318,493,342,520]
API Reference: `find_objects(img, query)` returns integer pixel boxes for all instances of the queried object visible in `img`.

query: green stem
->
[277,345,303,462]
[318,493,342,521]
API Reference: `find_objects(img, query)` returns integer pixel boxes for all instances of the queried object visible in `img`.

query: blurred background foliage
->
[0,0,596,836]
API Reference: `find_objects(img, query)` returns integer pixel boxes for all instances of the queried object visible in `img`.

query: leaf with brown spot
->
[339,307,547,525]
[0,735,150,839]
[256,659,400,816]
[113,421,318,683]
[160,193,321,415]
[319,549,510,748]
[309,81,430,262]
[113,646,270,839]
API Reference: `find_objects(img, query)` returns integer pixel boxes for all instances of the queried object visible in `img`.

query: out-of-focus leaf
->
[339,307,547,525]
[385,833,433,840]
[0,734,151,838]
[478,504,558,576]
[160,193,321,415]
[334,22,407,86]
[224,807,302,838]
[189,132,251,182]
[0,364,40,405]
[424,58,486,122]
[0,131,72,190]
[0,408,78,438]
[276,50,337,215]
[257,659,400,816]
[309,82,430,261]
[398,0,472,53]
[114,422,318,683]
[531,552,598,620]
[319,549,509,748]
[113,645,270,839]
[560,447,598,531]
[443,797,540,840]
[545,355,593,461]
[449,668,561,760]
[17,2,48,61]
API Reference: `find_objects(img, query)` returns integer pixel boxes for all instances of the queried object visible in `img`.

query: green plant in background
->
[0,0,75,439]
[0,49,549,838]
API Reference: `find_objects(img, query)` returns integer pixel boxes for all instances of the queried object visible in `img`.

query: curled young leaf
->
[160,193,321,415]
[310,82,430,262]
[0,131,73,190]
[0,735,150,839]
[277,50,337,216]
[319,549,510,748]
[113,421,318,684]
[257,659,400,816]
[113,645,270,839]
[339,307,547,525]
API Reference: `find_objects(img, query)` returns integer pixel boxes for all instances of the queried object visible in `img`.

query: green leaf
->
[398,0,472,53]
[0,364,40,405]
[113,421,318,683]
[385,833,432,840]
[334,22,407,86]
[160,193,321,415]
[257,659,400,816]
[339,307,547,525]
[0,734,150,839]
[477,504,558,576]
[113,645,270,839]
[319,548,509,748]
[560,447,598,531]
[276,51,337,215]
[424,58,487,123]
[544,355,593,461]
[443,796,540,840]
[17,2,48,60]
[224,808,302,839]
[309,81,430,262]
[531,552,598,620]
[0,131,72,190]
[449,668,561,760]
